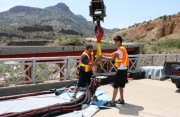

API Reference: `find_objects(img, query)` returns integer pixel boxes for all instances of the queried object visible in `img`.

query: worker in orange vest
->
[101,35,129,107]
[73,44,99,99]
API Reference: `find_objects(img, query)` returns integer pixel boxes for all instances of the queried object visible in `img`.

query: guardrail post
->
[76,60,79,79]
[151,55,154,66]
[31,58,36,84]
[135,56,139,70]
[66,58,71,80]
[176,55,178,62]
[164,55,167,63]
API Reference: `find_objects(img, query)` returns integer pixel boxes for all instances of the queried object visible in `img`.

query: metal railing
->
[0,54,179,87]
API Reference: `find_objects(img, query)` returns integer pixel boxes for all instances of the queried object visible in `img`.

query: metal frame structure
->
[0,54,180,87]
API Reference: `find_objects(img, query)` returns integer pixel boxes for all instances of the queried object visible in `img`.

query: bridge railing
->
[0,54,179,87]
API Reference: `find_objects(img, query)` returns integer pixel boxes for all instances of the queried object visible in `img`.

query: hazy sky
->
[0,0,179,29]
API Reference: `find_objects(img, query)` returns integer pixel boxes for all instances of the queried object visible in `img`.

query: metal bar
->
[31,58,36,84]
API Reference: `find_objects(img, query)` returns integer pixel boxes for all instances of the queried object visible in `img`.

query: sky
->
[0,0,180,29]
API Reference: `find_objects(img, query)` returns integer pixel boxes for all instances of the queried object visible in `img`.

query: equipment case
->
[129,70,145,79]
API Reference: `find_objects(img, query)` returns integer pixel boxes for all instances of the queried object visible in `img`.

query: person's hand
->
[90,61,98,66]
[97,60,102,65]
[97,55,102,60]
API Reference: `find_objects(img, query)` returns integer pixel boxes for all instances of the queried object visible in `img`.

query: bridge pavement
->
[94,79,180,117]
[0,77,179,117]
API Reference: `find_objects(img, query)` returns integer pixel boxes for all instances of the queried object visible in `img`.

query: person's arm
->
[82,55,98,66]
[102,52,116,57]
[102,52,118,60]
[88,61,98,66]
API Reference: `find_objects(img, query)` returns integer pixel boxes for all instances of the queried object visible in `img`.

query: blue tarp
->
[140,66,166,80]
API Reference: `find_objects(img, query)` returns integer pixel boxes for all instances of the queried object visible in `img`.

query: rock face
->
[55,3,71,12]
[7,40,49,46]
[18,25,53,32]
[58,28,82,36]
[0,32,25,39]
[115,14,180,41]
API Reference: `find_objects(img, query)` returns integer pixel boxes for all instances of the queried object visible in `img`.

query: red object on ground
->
[173,71,180,76]
[0,91,53,101]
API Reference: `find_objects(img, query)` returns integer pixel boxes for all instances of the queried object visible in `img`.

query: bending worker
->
[73,44,99,99]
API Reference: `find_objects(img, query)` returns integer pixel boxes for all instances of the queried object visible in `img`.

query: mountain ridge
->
[0,3,116,37]
[9,6,42,13]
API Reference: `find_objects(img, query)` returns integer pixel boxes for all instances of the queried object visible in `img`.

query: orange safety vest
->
[115,46,129,68]
[79,51,94,72]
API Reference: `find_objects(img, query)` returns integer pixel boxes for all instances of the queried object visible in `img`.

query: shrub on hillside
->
[176,39,180,49]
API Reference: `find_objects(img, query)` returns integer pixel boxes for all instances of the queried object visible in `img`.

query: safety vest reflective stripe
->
[115,46,129,67]
[79,51,93,72]
[115,59,122,62]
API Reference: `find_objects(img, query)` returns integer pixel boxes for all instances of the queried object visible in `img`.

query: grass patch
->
[141,38,180,54]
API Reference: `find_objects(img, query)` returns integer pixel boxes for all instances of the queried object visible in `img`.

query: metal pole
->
[31,58,36,84]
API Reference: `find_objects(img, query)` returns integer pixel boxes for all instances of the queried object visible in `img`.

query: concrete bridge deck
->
[0,78,179,117]
[95,79,180,117]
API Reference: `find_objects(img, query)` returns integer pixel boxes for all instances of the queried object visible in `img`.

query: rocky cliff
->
[114,13,180,42]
